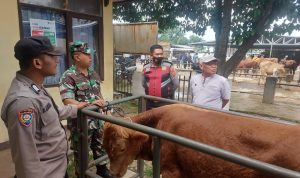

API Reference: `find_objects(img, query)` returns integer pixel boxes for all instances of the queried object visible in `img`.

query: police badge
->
[18,109,34,127]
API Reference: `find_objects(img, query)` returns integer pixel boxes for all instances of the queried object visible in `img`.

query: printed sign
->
[30,19,57,45]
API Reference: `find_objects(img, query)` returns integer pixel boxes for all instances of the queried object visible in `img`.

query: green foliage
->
[67,156,76,178]
[114,0,300,77]
[144,163,153,178]
[114,0,300,44]
[159,28,203,45]
[189,35,203,43]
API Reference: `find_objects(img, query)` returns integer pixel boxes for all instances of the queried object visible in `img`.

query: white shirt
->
[190,74,231,109]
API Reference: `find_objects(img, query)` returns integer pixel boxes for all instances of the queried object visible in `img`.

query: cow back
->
[144,104,300,178]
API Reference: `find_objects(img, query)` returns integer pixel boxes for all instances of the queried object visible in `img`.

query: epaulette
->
[161,60,173,67]
[143,62,152,68]
[29,84,41,95]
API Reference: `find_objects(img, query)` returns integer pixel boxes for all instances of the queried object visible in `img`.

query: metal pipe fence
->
[232,68,300,87]
[77,95,300,178]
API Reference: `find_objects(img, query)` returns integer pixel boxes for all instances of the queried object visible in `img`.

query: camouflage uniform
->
[59,65,106,176]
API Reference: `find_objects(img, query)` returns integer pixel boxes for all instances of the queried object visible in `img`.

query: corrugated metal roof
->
[190,36,300,50]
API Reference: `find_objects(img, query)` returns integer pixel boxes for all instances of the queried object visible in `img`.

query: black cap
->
[14,36,63,61]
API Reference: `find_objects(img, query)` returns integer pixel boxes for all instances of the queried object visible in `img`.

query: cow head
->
[103,121,149,178]
[274,64,285,77]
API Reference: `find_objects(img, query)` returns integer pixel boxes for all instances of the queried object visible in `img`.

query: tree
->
[189,35,203,44]
[159,28,188,44]
[159,28,203,45]
[113,0,300,77]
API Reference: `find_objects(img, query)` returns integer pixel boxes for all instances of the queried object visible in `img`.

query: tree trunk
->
[214,0,233,68]
[219,33,261,77]
[213,0,223,54]
[217,0,276,78]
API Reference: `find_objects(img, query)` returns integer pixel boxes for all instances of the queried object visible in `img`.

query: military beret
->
[69,41,94,55]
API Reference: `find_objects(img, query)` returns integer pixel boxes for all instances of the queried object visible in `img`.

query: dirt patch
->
[229,76,300,122]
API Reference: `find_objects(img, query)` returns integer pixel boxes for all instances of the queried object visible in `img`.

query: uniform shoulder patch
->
[18,109,34,127]
[143,62,152,68]
[162,61,173,67]
[170,67,177,77]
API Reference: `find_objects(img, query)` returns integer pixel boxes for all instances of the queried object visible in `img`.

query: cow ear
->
[130,131,149,144]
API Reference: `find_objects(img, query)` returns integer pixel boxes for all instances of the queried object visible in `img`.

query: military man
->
[142,44,179,109]
[1,36,87,178]
[59,41,112,178]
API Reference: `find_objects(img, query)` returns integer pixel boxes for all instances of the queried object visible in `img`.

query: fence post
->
[186,71,192,102]
[262,76,277,104]
[232,70,236,82]
[78,110,89,178]
[153,137,161,178]
[137,97,146,178]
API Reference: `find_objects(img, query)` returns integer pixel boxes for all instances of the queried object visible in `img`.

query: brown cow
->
[103,104,300,178]
[237,58,259,69]
[280,59,297,74]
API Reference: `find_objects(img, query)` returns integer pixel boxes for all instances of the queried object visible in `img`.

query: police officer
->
[1,36,87,178]
[142,44,179,109]
[59,41,112,178]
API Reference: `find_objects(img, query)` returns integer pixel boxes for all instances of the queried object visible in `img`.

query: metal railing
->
[77,95,300,178]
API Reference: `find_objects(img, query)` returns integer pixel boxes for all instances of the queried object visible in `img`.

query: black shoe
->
[96,165,113,178]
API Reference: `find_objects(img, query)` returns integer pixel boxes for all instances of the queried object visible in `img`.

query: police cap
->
[14,36,63,61]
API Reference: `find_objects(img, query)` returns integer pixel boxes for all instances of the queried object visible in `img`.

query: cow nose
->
[109,171,119,178]
[111,174,120,178]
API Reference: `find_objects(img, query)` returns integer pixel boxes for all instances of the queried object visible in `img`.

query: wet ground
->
[230,77,300,122]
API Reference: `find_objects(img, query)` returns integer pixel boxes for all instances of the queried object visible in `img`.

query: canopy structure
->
[190,36,300,50]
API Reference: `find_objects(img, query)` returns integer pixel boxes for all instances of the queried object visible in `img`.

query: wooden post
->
[262,76,277,104]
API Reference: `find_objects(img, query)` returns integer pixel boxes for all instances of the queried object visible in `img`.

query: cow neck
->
[132,110,160,127]
[132,109,161,161]
[138,139,153,161]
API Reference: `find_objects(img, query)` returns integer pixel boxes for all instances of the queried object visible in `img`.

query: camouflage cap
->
[69,41,94,55]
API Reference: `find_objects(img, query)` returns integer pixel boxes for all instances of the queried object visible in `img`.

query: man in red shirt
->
[142,44,179,109]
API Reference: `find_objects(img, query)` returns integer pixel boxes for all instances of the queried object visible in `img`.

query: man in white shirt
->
[190,55,231,109]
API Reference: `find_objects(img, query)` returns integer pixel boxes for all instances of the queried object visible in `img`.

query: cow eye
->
[120,147,126,152]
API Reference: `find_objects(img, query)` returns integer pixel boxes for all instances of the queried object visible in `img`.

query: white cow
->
[259,61,285,85]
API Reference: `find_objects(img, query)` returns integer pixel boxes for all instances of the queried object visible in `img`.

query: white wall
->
[0,0,20,143]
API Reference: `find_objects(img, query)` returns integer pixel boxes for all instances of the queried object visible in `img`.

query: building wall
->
[0,1,114,145]
[0,0,20,144]
[100,1,114,101]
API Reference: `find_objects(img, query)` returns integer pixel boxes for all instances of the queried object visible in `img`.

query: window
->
[18,1,103,86]
[21,6,67,85]
[72,17,101,73]
[69,0,101,16]
[19,0,64,9]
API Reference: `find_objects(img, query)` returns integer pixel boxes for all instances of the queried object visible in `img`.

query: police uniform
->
[1,72,78,178]
[142,60,179,109]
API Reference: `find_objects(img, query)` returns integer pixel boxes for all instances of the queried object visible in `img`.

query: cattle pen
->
[75,95,300,178]
[232,68,299,85]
